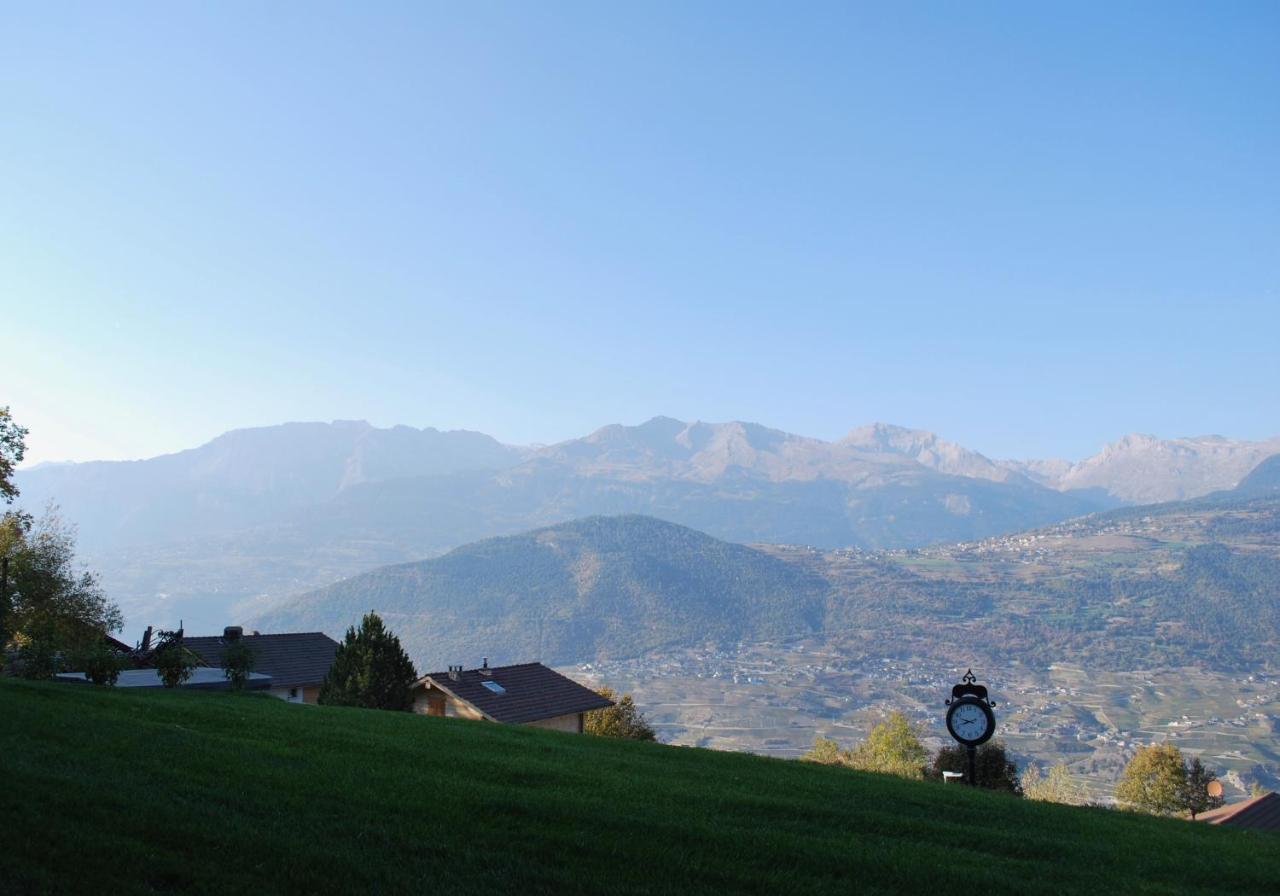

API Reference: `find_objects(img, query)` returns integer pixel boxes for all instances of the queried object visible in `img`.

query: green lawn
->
[1,678,1275,895]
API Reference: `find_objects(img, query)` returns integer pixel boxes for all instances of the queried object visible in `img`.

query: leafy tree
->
[153,630,200,688]
[12,629,60,680]
[1115,743,1188,816]
[802,736,850,766]
[1183,755,1225,819]
[319,611,417,711]
[931,740,1022,794]
[1,508,122,676]
[1020,762,1087,805]
[221,641,257,691]
[847,711,929,779]
[802,714,928,779]
[584,686,656,740]
[0,406,27,505]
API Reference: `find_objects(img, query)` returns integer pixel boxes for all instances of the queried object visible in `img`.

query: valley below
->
[16,419,1280,805]
[261,467,1280,802]
[572,638,1280,802]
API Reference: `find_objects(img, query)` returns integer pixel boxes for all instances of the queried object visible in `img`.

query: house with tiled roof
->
[183,627,339,704]
[1195,791,1280,832]
[411,660,614,733]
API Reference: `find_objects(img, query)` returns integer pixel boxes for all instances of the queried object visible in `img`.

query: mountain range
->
[1002,432,1280,503]
[13,417,1279,631]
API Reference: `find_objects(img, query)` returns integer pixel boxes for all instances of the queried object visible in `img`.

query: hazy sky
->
[4,2,1277,466]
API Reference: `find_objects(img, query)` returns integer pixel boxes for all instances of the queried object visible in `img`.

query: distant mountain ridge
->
[16,415,1106,563]
[1002,432,1280,503]
[841,422,1028,484]
[14,420,527,553]
[14,416,1277,631]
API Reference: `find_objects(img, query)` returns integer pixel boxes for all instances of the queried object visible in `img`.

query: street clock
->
[945,669,997,785]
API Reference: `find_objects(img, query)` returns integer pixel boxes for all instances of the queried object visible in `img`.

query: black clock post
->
[944,669,997,787]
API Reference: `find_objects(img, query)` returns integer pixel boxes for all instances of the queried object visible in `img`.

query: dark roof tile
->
[1199,791,1280,832]
[422,663,613,724]
[185,632,339,690]
[1198,788,1280,834]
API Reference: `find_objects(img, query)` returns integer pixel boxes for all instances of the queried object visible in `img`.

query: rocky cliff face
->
[840,422,1025,483]
[1003,433,1280,504]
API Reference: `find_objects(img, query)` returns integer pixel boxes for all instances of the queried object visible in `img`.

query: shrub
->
[585,686,656,740]
[77,641,126,686]
[221,641,256,691]
[931,741,1022,795]
[153,630,200,688]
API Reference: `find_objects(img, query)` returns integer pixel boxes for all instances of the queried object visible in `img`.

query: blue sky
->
[3,2,1277,465]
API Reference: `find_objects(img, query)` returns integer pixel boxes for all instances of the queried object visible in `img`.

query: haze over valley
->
[7,5,1279,888]
[15,417,1280,633]
[13,416,1280,798]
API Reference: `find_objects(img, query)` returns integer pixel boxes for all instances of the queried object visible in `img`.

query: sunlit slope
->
[1,679,1275,895]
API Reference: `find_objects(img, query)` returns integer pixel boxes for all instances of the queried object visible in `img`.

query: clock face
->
[947,699,992,745]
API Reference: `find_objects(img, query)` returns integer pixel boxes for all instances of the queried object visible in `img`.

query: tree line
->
[800,710,1233,818]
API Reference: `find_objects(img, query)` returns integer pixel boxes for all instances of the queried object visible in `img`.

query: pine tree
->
[1183,755,1225,819]
[319,611,417,711]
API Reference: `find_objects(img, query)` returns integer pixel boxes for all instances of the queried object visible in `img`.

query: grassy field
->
[2,678,1276,895]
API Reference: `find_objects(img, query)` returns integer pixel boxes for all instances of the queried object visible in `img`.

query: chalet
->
[1195,791,1280,832]
[183,627,339,704]
[411,660,614,732]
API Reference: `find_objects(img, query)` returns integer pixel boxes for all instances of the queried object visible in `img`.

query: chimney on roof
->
[448,665,460,681]
[139,626,153,652]
[223,626,243,642]
[480,657,491,676]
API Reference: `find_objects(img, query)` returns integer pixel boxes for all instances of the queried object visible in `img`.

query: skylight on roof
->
[481,680,506,694]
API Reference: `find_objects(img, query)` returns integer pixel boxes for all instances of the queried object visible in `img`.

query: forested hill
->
[255,515,829,672]
[260,487,1280,674]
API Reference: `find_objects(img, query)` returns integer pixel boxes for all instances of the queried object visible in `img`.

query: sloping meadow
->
[2,677,1276,895]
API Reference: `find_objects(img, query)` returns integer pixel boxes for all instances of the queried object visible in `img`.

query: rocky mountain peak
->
[840,423,1015,483]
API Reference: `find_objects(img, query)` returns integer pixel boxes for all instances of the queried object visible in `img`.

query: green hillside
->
[258,514,829,671]
[2,679,1276,895]
[260,496,1280,674]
